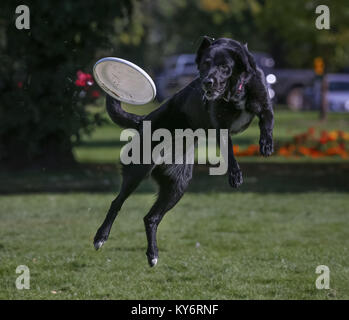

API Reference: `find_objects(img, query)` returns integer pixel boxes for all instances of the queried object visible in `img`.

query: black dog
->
[93,37,274,267]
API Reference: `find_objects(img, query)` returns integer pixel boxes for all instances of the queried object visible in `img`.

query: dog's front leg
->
[248,99,274,157]
[258,106,274,157]
[227,135,243,188]
[216,130,243,188]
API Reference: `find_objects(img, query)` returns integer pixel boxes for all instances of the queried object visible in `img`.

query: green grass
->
[0,173,348,299]
[0,108,349,299]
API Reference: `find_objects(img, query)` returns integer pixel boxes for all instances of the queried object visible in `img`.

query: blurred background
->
[0,0,348,299]
[1,0,349,169]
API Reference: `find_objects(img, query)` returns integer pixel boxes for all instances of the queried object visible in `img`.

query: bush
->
[0,1,132,168]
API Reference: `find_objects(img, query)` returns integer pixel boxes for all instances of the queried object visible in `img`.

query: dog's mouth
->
[203,74,245,101]
[203,87,226,101]
[203,90,219,100]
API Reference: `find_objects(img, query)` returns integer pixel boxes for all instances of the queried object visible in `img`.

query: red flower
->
[75,70,94,87]
[91,90,100,98]
[319,132,328,144]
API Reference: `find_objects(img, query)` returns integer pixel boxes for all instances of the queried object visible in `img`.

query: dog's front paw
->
[228,168,243,188]
[259,136,274,157]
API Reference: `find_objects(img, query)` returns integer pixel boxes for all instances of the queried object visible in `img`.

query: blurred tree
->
[116,0,349,72]
[256,0,349,70]
[0,1,133,168]
[112,0,263,72]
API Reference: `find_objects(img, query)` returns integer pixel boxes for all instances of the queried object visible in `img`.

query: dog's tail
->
[106,94,144,130]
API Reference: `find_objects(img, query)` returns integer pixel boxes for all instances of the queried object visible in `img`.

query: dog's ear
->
[227,45,256,77]
[241,43,257,72]
[195,36,214,66]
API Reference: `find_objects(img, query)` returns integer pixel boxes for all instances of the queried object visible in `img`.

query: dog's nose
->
[203,78,214,89]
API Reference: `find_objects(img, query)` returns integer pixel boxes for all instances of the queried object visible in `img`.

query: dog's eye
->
[220,65,230,73]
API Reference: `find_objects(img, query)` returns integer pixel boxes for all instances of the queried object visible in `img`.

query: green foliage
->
[257,0,349,70]
[117,0,349,71]
[135,0,266,70]
[0,0,133,166]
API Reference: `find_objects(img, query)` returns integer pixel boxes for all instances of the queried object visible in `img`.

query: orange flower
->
[309,149,323,158]
[278,146,291,157]
[247,144,259,152]
[319,131,329,144]
[288,145,296,153]
[236,144,259,156]
[298,146,311,156]
[340,152,348,159]
[326,147,342,156]
[328,131,338,141]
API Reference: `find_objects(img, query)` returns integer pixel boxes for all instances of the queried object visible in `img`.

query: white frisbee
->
[93,57,156,105]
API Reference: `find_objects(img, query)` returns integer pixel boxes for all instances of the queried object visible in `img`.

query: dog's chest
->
[209,99,254,133]
[228,100,255,134]
[230,110,254,134]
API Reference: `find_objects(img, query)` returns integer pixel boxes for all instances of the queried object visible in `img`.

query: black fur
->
[93,37,274,267]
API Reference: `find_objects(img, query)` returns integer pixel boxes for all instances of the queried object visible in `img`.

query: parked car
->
[154,52,277,102]
[251,52,277,100]
[154,54,198,101]
[272,69,316,110]
[325,73,349,112]
[302,73,349,112]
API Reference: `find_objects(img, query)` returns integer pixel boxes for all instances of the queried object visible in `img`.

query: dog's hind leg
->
[93,164,153,250]
[144,164,193,267]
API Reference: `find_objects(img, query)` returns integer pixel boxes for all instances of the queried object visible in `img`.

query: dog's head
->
[195,36,256,101]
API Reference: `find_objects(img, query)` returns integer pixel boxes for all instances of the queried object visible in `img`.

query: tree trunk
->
[320,76,328,121]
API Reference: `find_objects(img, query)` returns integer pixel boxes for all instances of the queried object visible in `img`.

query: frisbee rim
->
[93,57,156,105]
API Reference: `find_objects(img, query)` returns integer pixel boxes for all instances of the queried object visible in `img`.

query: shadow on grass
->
[192,162,349,193]
[0,162,348,195]
[108,246,146,252]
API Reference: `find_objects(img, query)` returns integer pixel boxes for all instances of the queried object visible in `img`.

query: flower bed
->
[235,128,349,158]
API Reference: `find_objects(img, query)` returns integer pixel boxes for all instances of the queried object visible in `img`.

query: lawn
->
[0,106,349,300]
